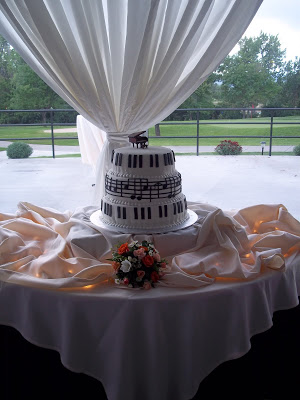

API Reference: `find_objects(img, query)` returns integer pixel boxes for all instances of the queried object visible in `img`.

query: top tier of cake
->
[110,146,176,177]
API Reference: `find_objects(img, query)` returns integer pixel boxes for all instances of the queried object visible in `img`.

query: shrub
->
[293,144,300,156]
[7,142,33,159]
[215,140,242,155]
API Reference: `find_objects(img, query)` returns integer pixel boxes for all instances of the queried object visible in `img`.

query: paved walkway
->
[0,141,295,157]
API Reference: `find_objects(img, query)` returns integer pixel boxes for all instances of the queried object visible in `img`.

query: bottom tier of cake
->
[100,194,188,230]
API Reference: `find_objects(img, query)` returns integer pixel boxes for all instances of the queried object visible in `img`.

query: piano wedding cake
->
[99,145,190,232]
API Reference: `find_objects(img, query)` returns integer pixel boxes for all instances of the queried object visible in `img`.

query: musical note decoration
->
[105,174,181,202]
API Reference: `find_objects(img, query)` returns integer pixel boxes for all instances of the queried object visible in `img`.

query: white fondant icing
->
[100,146,188,231]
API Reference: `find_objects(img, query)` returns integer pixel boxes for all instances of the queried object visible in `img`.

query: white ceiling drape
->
[0,0,263,200]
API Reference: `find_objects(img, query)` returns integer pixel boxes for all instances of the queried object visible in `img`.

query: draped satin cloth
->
[1,202,299,290]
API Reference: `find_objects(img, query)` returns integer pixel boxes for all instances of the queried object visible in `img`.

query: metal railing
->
[150,107,300,156]
[0,107,300,157]
[0,108,78,158]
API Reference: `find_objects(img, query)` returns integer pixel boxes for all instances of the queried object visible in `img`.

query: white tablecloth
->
[0,262,300,400]
[1,201,300,399]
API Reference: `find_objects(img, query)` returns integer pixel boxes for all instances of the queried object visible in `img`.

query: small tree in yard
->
[215,140,242,155]
[7,142,33,159]
[293,144,300,156]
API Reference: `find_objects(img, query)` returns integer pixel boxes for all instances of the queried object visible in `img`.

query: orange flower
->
[112,261,120,271]
[140,246,148,252]
[118,243,129,255]
[142,255,154,267]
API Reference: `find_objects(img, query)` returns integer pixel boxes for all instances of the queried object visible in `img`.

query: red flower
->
[142,255,154,267]
[118,243,129,255]
[151,271,159,283]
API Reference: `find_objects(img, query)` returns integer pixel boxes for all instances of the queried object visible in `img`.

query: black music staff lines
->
[105,175,182,201]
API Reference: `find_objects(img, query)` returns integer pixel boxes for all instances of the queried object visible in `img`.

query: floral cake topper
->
[109,240,168,289]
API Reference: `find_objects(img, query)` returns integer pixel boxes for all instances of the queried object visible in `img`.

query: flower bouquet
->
[109,240,168,289]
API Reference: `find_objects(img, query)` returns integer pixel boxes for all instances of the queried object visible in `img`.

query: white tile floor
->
[0,155,299,221]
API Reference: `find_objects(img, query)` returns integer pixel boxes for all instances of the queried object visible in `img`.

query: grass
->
[148,116,300,147]
[34,154,81,158]
[0,125,79,146]
[0,116,299,148]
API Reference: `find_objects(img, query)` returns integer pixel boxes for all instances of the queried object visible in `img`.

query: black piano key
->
[148,207,151,219]
[159,206,162,218]
[123,208,127,219]
[173,203,177,215]
[139,155,143,168]
[117,206,121,218]
[133,155,137,168]
[164,204,168,217]
[155,154,159,167]
[134,207,138,219]
[141,208,145,219]
[118,153,123,166]
[164,154,168,166]
[111,150,115,163]
[128,155,132,168]
[150,155,153,167]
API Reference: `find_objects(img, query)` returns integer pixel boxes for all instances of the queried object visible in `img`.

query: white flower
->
[115,278,121,284]
[148,250,153,256]
[128,256,132,261]
[120,260,132,273]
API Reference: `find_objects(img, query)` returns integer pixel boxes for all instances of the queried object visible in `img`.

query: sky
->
[230,0,299,62]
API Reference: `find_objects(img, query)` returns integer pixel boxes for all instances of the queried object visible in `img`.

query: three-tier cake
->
[99,146,190,231]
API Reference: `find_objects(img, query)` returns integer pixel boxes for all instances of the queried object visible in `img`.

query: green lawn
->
[149,116,300,146]
[0,125,79,146]
[0,116,300,148]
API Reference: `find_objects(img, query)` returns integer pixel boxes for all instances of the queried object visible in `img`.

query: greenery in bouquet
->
[215,140,242,155]
[109,240,168,289]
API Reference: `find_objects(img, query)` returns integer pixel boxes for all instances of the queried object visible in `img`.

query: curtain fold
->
[0,0,263,200]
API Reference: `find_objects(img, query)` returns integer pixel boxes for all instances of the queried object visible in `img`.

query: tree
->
[280,58,300,108]
[9,53,69,122]
[175,74,217,120]
[0,35,17,112]
[217,32,285,108]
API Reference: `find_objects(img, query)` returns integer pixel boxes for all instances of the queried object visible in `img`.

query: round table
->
[0,258,300,400]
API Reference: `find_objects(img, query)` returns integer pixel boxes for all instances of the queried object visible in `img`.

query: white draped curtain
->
[0,0,263,200]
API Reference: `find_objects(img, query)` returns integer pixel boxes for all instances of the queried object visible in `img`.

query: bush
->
[293,144,300,156]
[7,142,33,159]
[215,140,242,155]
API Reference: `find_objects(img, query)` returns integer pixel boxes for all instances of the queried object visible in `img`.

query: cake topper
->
[128,131,148,148]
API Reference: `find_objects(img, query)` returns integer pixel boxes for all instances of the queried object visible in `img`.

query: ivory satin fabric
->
[0,201,299,289]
